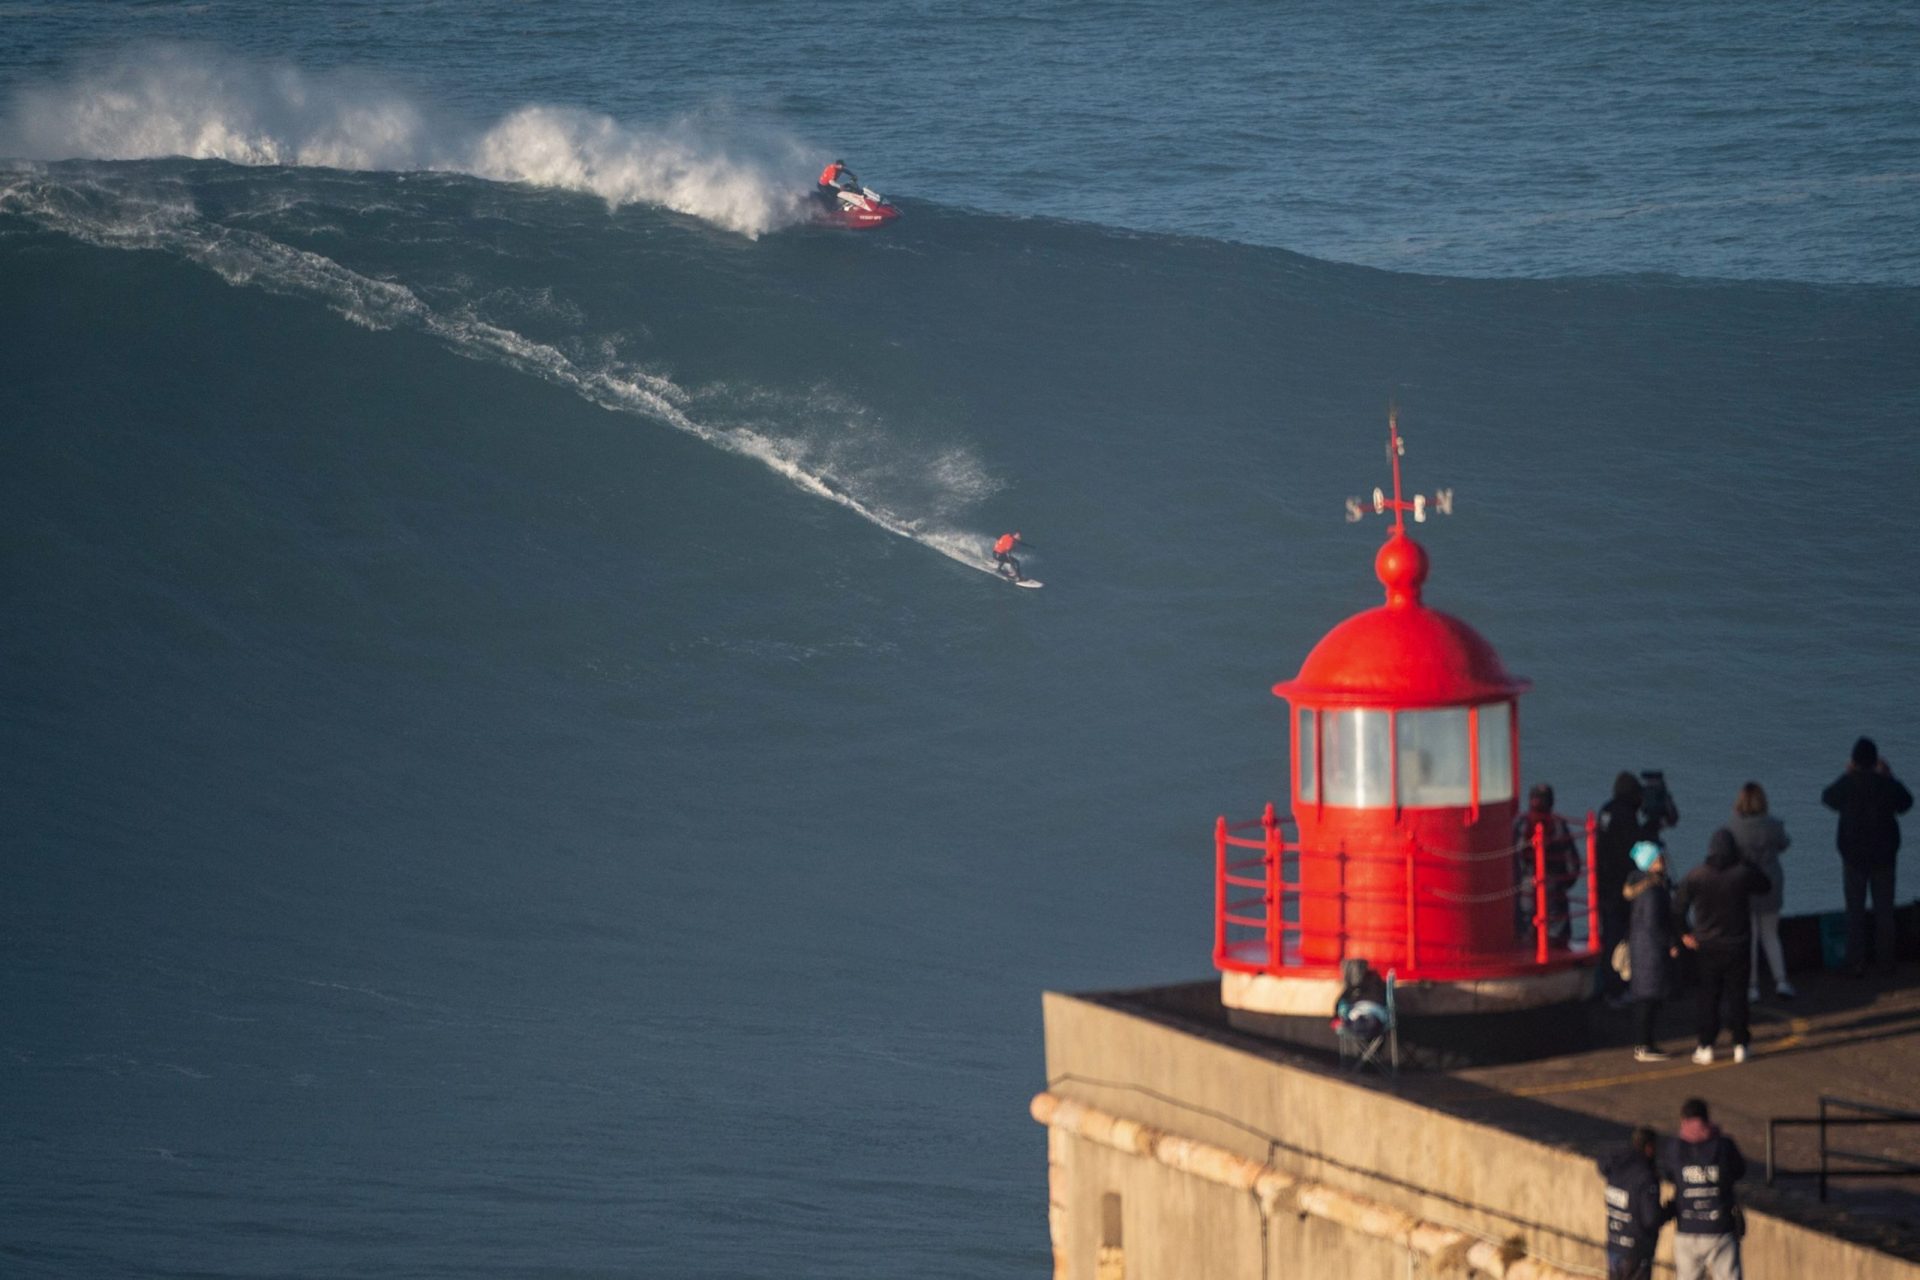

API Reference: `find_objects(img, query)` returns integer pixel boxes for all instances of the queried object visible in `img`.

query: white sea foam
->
[0,176,1001,577]
[0,46,814,237]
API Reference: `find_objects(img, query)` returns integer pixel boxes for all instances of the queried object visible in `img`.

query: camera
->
[1639,770,1675,830]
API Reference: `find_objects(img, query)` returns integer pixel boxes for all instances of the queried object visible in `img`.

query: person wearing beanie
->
[1622,841,1681,1061]
[1821,737,1913,976]
[1674,829,1771,1064]
[1658,1098,1748,1280]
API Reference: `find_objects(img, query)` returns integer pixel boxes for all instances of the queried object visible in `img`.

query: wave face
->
[2,46,815,236]
[4,45,1920,1280]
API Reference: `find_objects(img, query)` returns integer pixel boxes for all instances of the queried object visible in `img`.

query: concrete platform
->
[1439,965,1920,1260]
[1089,963,1920,1266]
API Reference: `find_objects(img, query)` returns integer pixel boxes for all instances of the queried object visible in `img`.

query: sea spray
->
[1,45,814,237]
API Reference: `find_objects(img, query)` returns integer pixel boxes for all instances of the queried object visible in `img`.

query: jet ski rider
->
[817,159,860,205]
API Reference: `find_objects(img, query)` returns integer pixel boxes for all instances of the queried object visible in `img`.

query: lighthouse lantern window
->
[1475,701,1514,803]
[1321,708,1391,808]
[1396,708,1472,807]
[1296,708,1316,801]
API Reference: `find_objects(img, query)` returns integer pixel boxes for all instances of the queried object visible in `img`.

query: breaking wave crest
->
[0,46,813,237]
[0,173,1004,577]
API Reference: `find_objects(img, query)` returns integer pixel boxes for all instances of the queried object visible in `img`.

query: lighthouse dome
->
[1272,532,1529,709]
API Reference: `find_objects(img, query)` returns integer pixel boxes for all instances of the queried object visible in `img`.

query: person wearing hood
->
[1674,828,1771,1064]
[1595,772,1652,998]
[1598,1125,1673,1280]
[1726,782,1792,1001]
[1821,736,1913,976]
[1658,1098,1747,1280]
[1623,841,1681,1061]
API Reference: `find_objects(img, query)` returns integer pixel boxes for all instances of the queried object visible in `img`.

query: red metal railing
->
[1214,808,1602,982]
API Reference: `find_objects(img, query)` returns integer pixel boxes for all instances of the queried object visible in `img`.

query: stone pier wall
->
[1037,989,1918,1280]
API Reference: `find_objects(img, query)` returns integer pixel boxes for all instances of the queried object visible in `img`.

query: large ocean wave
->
[0,166,1005,576]
[0,45,815,237]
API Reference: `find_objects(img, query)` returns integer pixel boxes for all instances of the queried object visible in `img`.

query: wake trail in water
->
[0,45,813,238]
[0,173,1005,580]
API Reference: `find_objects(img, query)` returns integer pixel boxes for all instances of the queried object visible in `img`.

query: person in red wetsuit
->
[992,532,1026,581]
[817,159,858,205]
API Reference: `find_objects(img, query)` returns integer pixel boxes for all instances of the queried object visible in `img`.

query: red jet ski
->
[815,184,901,229]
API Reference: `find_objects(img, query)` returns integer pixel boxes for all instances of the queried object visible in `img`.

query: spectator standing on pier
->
[1596,773,1653,997]
[1726,782,1792,1001]
[1675,828,1771,1065]
[1514,783,1580,949]
[1598,1125,1673,1280]
[1820,737,1913,976]
[1623,842,1680,1062]
[1659,1098,1747,1280]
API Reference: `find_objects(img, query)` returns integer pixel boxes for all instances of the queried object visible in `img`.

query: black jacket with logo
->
[1658,1128,1746,1235]
[1597,1148,1670,1259]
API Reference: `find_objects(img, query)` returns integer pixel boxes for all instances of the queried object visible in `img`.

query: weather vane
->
[1344,408,1453,529]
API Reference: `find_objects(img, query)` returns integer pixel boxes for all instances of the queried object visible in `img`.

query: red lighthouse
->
[1216,416,1596,1053]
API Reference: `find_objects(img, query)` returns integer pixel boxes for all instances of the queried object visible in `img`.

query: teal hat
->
[1630,841,1663,873]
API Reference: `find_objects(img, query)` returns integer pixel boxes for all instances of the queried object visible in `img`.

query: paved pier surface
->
[1437,968,1920,1259]
[1103,965,1920,1264]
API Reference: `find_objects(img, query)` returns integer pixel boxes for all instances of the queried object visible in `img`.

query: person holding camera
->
[1821,737,1913,976]
[1639,769,1680,834]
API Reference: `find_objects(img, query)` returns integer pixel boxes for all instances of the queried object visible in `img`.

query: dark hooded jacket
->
[1598,1146,1671,1260]
[1595,782,1650,903]
[1674,829,1770,951]
[1623,867,1677,1001]
[1821,768,1913,869]
[1658,1119,1746,1236]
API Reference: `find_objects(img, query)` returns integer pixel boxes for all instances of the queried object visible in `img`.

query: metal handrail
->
[1213,806,1601,979]
[1766,1095,1920,1202]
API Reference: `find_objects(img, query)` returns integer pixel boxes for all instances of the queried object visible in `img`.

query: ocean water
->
[3,5,1918,1276]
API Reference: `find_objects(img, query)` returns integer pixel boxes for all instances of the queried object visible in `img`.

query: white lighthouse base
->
[1220,962,1600,1066]
[1222,964,1593,1018]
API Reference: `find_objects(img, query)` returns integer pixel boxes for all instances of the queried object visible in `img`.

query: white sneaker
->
[1733,1045,1750,1064]
[1747,987,1761,1002]
[1691,1045,1714,1065]
[1776,982,1797,999]
[1634,1046,1671,1062]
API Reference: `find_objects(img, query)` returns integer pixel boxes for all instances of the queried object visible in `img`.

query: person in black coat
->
[1595,772,1651,997]
[1675,828,1771,1064]
[1623,842,1681,1061]
[1599,1125,1673,1280]
[1821,737,1913,975]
